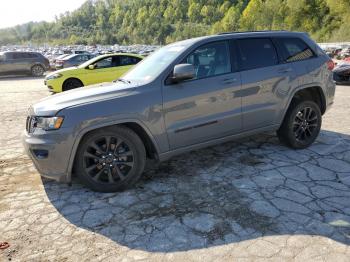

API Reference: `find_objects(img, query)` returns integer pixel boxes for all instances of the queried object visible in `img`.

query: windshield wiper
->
[113,78,131,84]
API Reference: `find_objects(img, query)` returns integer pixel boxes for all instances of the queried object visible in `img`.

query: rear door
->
[162,40,242,149]
[82,56,119,85]
[0,53,10,74]
[7,52,27,73]
[114,55,142,78]
[83,55,142,85]
[237,38,295,131]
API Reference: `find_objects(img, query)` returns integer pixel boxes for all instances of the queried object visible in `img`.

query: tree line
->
[0,0,349,45]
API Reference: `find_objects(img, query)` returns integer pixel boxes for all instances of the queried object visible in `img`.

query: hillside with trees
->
[0,0,349,45]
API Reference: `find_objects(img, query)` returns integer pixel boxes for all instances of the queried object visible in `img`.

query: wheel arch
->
[281,85,327,126]
[66,119,160,182]
[31,62,45,68]
[291,86,326,114]
[62,77,84,91]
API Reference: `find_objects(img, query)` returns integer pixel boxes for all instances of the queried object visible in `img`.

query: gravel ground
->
[0,76,349,261]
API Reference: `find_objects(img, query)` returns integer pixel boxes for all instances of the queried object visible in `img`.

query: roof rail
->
[217,30,288,35]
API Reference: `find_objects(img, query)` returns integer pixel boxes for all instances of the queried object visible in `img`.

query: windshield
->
[122,44,187,83]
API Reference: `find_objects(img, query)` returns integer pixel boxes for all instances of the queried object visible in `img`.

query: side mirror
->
[172,64,195,82]
[88,64,95,70]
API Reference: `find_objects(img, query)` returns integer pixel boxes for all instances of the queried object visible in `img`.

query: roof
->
[174,30,308,47]
[217,30,289,35]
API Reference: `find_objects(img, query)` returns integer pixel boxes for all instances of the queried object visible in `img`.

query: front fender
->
[65,117,161,182]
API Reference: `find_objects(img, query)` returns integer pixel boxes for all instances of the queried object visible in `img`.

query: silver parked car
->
[55,53,95,69]
[23,31,335,192]
[0,51,50,76]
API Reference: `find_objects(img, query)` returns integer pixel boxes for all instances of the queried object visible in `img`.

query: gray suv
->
[23,31,335,192]
[0,51,50,76]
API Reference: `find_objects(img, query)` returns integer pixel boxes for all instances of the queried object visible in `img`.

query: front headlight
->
[35,116,64,131]
[46,73,62,80]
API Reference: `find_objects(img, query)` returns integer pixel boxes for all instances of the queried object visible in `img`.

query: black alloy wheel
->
[293,106,319,142]
[83,135,134,184]
[277,100,322,149]
[76,126,146,192]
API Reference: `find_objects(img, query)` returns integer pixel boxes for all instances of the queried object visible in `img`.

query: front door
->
[163,41,242,149]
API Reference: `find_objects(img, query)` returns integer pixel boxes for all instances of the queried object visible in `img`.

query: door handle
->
[278,68,292,73]
[222,78,238,84]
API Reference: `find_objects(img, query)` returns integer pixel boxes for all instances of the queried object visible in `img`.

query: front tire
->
[63,78,83,91]
[277,100,322,149]
[75,126,146,192]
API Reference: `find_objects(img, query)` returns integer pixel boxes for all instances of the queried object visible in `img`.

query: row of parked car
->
[0,44,158,67]
[1,44,349,90]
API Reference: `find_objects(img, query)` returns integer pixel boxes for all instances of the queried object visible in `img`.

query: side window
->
[120,56,141,66]
[12,53,25,60]
[237,38,278,71]
[23,53,37,59]
[182,41,231,79]
[94,57,113,69]
[275,37,315,63]
[81,55,89,62]
[4,53,12,60]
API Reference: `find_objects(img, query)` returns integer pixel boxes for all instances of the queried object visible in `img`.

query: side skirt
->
[158,124,280,162]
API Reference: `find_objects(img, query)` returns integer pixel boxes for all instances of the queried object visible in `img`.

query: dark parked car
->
[24,31,335,192]
[55,54,95,69]
[333,63,350,84]
[0,51,50,76]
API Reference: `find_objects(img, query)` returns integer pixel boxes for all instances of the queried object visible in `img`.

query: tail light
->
[327,59,335,71]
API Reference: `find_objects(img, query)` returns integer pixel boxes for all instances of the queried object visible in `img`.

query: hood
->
[31,81,138,116]
[46,67,77,78]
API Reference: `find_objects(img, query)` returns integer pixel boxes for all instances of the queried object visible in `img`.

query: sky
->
[0,0,87,29]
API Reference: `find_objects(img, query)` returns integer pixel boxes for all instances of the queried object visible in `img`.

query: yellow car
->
[45,53,143,93]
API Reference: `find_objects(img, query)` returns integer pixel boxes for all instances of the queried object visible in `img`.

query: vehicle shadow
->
[43,130,350,252]
[0,75,45,80]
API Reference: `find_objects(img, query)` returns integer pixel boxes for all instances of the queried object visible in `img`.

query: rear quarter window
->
[237,38,278,71]
[274,37,315,63]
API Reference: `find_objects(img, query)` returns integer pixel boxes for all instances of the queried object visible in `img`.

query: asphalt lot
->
[0,76,349,261]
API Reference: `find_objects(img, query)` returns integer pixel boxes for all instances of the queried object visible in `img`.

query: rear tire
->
[277,100,322,149]
[63,78,83,91]
[75,126,146,192]
[31,65,45,77]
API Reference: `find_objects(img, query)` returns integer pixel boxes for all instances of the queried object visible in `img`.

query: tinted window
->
[75,55,89,62]
[94,57,113,68]
[120,56,141,66]
[275,37,315,63]
[22,53,38,59]
[182,41,231,79]
[237,38,278,70]
[12,53,25,59]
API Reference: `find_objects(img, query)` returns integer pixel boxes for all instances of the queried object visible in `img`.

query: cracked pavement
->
[0,76,349,261]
